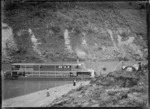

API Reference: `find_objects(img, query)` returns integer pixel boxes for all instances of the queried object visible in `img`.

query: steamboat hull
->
[3,63,95,80]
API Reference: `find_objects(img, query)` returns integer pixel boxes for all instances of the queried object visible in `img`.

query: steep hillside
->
[49,63,148,107]
[2,1,148,63]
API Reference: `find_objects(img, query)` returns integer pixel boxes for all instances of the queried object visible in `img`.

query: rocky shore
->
[47,63,148,107]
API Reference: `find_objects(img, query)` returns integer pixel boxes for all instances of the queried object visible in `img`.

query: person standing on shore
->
[73,79,76,86]
[121,61,126,70]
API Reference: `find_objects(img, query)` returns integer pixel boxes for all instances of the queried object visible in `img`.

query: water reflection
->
[2,79,73,100]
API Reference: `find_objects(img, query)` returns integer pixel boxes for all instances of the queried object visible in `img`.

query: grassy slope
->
[3,1,147,63]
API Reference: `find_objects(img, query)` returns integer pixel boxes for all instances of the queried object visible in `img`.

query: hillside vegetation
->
[2,1,147,63]
[48,63,148,107]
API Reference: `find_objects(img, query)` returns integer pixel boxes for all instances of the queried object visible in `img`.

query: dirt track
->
[85,61,148,75]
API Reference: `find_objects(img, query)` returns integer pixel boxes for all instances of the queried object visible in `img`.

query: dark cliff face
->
[2,1,148,63]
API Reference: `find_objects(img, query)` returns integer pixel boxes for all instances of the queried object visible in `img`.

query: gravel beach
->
[2,80,90,107]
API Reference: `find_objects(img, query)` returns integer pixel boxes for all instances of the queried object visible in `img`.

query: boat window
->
[40,72,48,74]
[33,65,39,71]
[26,65,33,68]
[12,65,15,70]
[20,65,25,68]
[26,72,31,74]
[40,65,55,71]
[48,72,55,74]
[75,65,81,69]
[33,72,39,74]
[12,65,20,70]
[59,66,62,68]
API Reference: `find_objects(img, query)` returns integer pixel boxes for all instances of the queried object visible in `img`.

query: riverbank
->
[2,80,90,107]
[47,63,148,107]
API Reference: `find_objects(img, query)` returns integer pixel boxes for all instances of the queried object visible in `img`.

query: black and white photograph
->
[1,0,149,107]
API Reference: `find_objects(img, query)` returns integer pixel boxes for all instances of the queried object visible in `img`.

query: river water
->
[2,78,74,100]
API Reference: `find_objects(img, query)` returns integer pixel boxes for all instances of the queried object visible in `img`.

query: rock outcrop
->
[2,1,147,62]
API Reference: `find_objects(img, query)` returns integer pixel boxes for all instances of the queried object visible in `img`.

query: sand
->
[2,81,90,107]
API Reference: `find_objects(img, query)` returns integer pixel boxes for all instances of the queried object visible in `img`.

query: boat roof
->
[11,62,84,66]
